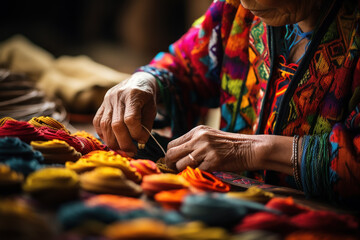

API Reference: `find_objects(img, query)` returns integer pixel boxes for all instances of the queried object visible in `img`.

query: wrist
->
[256,135,293,175]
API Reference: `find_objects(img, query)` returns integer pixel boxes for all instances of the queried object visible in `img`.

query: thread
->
[179,166,230,192]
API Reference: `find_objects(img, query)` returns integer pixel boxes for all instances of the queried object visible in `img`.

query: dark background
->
[0,0,212,73]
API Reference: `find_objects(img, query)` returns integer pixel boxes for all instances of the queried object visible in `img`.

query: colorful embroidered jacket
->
[138,0,360,206]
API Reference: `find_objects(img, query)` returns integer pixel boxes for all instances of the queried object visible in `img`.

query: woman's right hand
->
[93,71,158,156]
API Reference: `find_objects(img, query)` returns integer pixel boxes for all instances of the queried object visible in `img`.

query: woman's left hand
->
[165,125,273,172]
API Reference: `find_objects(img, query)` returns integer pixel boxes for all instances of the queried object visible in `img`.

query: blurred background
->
[0,0,212,74]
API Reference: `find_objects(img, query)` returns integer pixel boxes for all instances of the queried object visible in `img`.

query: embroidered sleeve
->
[137,1,240,137]
[301,58,360,207]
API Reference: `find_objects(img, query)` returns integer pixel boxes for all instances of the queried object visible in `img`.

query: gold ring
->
[188,153,195,162]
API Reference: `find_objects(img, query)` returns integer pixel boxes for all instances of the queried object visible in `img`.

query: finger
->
[93,105,105,139]
[176,149,203,172]
[112,102,137,156]
[167,129,195,149]
[123,96,147,143]
[100,107,120,150]
[165,139,193,169]
[139,101,157,143]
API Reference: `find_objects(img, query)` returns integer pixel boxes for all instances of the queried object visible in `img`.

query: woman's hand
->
[165,125,294,174]
[93,72,158,156]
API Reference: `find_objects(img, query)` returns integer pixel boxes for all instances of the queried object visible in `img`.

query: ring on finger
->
[188,153,195,162]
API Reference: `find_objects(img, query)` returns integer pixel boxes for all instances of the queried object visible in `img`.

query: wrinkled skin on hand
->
[93,72,158,156]
[165,125,271,172]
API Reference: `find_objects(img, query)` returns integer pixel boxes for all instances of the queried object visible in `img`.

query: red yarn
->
[285,231,358,240]
[38,127,84,154]
[234,212,295,234]
[235,197,359,237]
[291,211,359,232]
[265,197,309,216]
[0,120,46,143]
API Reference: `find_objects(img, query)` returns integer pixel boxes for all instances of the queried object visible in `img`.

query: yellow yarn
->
[80,167,142,197]
[66,158,97,173]
[168,221,229,239]
[23,167,79,192]
[0,117,16,126]
[31,140,82,163]
[79,150,141,183]
[143,173,189,186]
[104,218,170,240]
[0,164,23,184]
[28,116,70,133]
[226,186,274,203]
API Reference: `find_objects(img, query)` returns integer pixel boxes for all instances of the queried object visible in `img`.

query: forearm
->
[255,134,300,176]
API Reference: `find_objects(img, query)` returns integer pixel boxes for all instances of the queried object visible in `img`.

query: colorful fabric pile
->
[0,116,359,239]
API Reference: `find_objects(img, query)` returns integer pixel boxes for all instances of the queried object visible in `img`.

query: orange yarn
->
[178,166,230,192]
[85,194,147,211]
[154,188,191,210]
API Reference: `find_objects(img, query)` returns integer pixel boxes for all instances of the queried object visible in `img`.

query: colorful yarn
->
[265,197,309,216]
[141,173,189,196]
[231,230,281,240]
[0,120,46,143]
[290,210,359,232]
[235,197,359,235]
[285,231,358,240]
[154,188,191,210]
[72,131,109,153]
[181,193,279,227]
[0,117,16,126]
[179,166,230,193]
[0,199,53,239]
[31,139,82,164]
[234,212,294,234]
[57,201,121,231]
[80,150,141,183]
[0,137,43,162]
[118,208,185,225]
[23,167,80,204]
[28,116,70,134]
[130,159,161,177]
[65,158,97,173]
[104,218,172,240]
[156,157,178,174]
[80,167,142,197]
[226,187,274,204]
[39,126,85,153]
[85,194,147,212]
[0,164,23,193]
[167,221,230,240]
[301,134,336,201]
[4,157,41,177]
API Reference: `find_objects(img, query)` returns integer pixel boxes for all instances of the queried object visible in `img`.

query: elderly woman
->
[94,0,360,206]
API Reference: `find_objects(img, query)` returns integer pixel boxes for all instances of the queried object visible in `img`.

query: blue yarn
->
[284,23,313,63]
[181,193,280,227]
[301,136,310,196]
[120,208,185,225]
[4,157,41,177]
[311,137,319,195]
[0,137,43,163]
[57,202,122,230]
